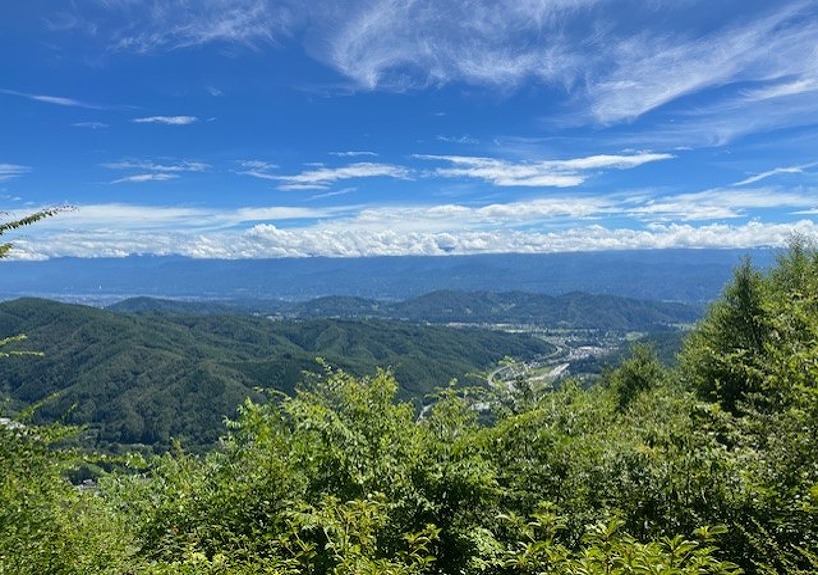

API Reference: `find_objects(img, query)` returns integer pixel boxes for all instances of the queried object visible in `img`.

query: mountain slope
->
[0,298,552,451]
[386,290,700,329]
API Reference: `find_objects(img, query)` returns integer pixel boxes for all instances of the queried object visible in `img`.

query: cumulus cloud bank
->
[9,188,818,260]
[13,219,818,261]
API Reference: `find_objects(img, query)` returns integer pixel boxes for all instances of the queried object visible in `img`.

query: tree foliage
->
[0,208,63,259]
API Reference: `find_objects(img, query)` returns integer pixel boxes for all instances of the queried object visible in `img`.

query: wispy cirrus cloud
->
[240,161,412,190]
[132,115,199,125]
[103,159,210,173]
[625,189,817,222]
[316,0,818,142]
[417,155,582,188]
[320,0,587,91]
[619,86,818,148]
[732,164,816,187]
[104,157,209,184]
[329,151,378,157]
[0,164,30,182]
[742,78,818,102]
[415,152,673,188]
[95,0,298,53]
[0,88,105,109]
[66,204,332,228]
[111,174,179,184]
[584,6,810,124]
[237,160,278,171]
[71,121,109,129]
[436,135,478,145]
[73,0,818,143]
[309,187,357,200]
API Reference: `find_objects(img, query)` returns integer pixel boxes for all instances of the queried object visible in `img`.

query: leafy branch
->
[0,207,68,259]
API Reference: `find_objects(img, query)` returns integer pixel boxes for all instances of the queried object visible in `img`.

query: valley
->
[0,290,695,452]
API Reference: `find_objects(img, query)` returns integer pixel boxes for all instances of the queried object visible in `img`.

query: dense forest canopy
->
[0,299,555,451]
[2,242,818,573]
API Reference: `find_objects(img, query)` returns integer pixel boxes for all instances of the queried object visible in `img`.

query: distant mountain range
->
[0,249,777,304]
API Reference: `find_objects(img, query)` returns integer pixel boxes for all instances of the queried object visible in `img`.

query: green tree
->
[677,240,818,572]
[606,343,667,411]
[680,257,769,415]
[0,418,134,574]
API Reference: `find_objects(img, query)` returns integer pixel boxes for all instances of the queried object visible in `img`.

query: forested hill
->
[109,289,702,330]
[0,297,553,451]
[385,290,700,328]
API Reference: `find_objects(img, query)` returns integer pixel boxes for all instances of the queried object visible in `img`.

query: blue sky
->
[2,0,818,259]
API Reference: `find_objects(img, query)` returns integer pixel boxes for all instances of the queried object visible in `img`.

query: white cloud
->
[732,164,815,187]
[224,218,811,257]
[319,0,589,91]
[24,203,337,233]
[50,204,212,228]
[743,78,818,102]
[240,162,412,190]
[329,151,378,157]
[0,164,30,182]
[111,174,179,184]
[100,0,297,53]
[103,159,209,173]
[237,160,278,171]
[13,213,818,260]
[589,6,818,141]
[416,152,672,188]
[621,88,818,148]
[559,154,674,170]
[427,157,584,187]
[342,197,614,234]
[624,188,818,222]
[309,187,357,200]
[230,206,329,222]
[0,89,104,109]
[104,158,209,184]
[132,115,199,125]
[317,2,818,131]
[436,135,479,145]
[72,1,818,144]
[10,174,818,259]
[570,4,818,127]
[71,121,109,129]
